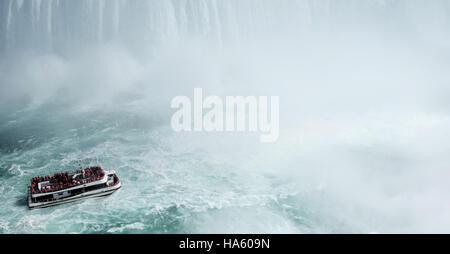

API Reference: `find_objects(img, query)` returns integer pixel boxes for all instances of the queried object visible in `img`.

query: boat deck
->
[30,166,106,194]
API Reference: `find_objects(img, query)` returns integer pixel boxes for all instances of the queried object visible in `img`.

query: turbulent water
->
[1,0,450,233]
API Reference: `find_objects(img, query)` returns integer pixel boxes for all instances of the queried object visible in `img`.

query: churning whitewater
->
[1,0,450,233]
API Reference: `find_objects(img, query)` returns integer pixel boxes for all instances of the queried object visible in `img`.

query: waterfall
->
[0,0,449,55]
[6,0,12,32]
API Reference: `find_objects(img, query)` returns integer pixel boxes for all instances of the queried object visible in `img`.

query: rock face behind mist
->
[0,0,449,55]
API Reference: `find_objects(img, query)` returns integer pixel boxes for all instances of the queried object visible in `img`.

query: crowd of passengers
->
[30,167,106,194]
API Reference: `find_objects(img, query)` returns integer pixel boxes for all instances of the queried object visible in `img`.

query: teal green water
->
[0,100,325,234]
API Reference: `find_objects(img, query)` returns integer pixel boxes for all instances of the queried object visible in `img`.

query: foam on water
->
[2,101,450,233]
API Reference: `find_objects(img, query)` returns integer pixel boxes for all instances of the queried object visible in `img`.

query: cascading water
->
[1,0,450,233]
[1,0,450,55]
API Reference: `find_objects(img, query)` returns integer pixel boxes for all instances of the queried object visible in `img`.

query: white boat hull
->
[28,183,121,210]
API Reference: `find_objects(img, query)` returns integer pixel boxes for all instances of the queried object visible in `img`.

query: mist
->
[1,0,450,233]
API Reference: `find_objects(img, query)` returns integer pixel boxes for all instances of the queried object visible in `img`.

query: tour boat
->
[28,166,121,210]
